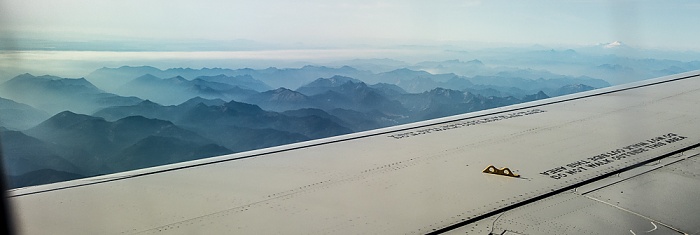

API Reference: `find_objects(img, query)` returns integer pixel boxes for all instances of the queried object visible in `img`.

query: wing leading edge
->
[7,71,700,234]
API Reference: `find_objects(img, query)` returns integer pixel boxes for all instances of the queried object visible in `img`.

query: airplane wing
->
[6,71,700,234]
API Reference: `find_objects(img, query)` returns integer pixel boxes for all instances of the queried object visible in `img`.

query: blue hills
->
[0,61,641,188]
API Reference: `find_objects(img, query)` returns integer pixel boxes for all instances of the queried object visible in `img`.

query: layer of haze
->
[1,0,700,50]
[1,0,699,80]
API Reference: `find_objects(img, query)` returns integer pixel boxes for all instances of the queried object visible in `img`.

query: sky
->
[1,0,700,51]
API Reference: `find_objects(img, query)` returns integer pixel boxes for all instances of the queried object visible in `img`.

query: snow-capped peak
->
[604,41,623,49]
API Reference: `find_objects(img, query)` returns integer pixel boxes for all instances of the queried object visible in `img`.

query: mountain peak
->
[466,59,484,65]
[385,68,432,77]
[169,75,187,81]
[264,88,309,101]
[179,96,226,107]
[5,74,101,92]
[7,73,48,82]
[522,91,550,102]
[223,100,264,113]
[427,87,463,97]
[117,65,160,70]
[114,115,175,127]
[603,41,624,49]
[35,111,105,130]
[14,73,35,79]
[270,87,295,93]
[303,76,361,88]
[134,74,161,81]
[137,100,161,106]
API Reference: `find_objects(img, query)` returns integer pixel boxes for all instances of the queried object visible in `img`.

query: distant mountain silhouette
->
[378,68,457,83]
[250,65,370,89]
[327,108,403,132]
[116,74,259,105]
[0,74,142,115]
[370,68,460,92]
[94,99,173,121]
[96,98,354,151]
[243,88,314,112]
[328,58,410,73]
[368,83,407,97]
[468,74,608,93]
[111,136,231,172]
[396,88,521,121]
[88,65,370,91]
[315,81,407,114]
[594,64,635,73]
[282,108,353,130]
[198,125,310,153]
[22,111,231,177]
[522,91,550,102]
[553,84,595,96]
[178,100,353,143]
[116,74,188,104]
[87,65,615,97]
[195,74,272,92]
[86,66,164,92]
[93,97,226,122]
[27,111,215,154]
[190,78,260,100]
[441,77,475,91]
[412,59,489,77]
[456,76,601,99]
[0,129,82,177]
[295,78,408,115]
[296,75,363,96]
[0,97,50,130]
[462,87,505,98]
[177,96,227,109]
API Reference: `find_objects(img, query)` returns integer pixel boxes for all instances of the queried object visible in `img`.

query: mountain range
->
[5,53,694,188]
[0,73,142,115]
[2,111,234,187]
[115,74,259,105]
[85,64,612,97]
